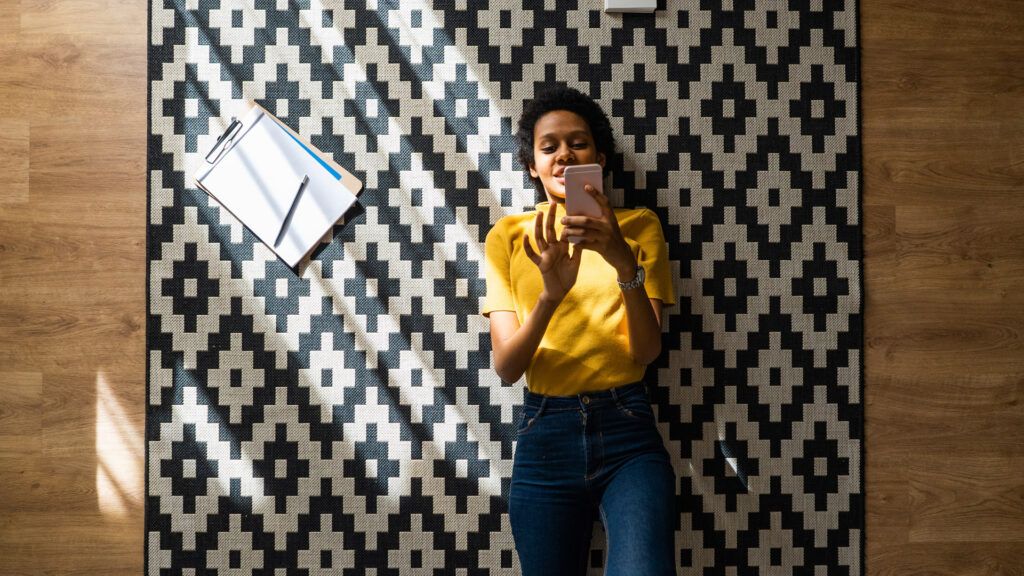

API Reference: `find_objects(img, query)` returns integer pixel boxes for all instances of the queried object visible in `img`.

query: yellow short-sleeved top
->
[481,200,677,396]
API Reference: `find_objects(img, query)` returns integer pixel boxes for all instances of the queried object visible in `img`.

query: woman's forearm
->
[493,295,561,384]
[616,267,662,365]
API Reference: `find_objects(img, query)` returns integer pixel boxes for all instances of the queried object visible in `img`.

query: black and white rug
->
[146,0,863,573]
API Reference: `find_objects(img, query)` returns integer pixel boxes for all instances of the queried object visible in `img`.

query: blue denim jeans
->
[509,381,677,576]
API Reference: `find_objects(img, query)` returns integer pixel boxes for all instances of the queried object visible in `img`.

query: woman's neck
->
[543,192,565,205]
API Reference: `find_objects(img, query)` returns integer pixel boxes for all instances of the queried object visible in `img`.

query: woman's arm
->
[487,203,582,383]
[562,185,667,366]
[488,295,560,384]
[490,290,663,382]
[612,260,664,364]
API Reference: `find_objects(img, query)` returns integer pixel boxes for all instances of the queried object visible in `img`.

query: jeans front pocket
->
[516,402,545,436]
[617,390,655,422]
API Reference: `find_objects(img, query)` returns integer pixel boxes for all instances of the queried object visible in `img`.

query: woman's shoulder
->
[613,205,652,218]
[487,211,534,240]
[615,207,668,247]
[494,208,545,229]
[615,206,660,228]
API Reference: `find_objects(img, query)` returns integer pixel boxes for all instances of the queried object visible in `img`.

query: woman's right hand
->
[523,202,583,303]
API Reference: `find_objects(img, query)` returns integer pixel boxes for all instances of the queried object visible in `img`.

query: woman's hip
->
[511,381,670,487]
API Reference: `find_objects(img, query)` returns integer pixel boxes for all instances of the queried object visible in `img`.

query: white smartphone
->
[563,164,604,244]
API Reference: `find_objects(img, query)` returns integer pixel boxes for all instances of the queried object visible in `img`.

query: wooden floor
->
[1,0,1021,573]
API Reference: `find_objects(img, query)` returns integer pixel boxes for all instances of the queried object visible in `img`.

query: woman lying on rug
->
[481,85,678,576]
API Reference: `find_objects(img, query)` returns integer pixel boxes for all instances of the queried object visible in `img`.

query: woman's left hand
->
[560,184,635,274]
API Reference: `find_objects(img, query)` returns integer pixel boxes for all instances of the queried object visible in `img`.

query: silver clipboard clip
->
[204,116,243,165]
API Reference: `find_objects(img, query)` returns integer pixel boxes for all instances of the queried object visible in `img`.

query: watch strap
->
[617,264,645,291]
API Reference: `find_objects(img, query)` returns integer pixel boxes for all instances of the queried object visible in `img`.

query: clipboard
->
[194,101,363,269]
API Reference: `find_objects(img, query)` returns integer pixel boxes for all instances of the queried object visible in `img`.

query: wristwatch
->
[617,264,645,291]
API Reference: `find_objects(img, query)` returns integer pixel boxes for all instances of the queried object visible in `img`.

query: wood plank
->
[867,300,1024,375]
[0,219,146,287]
[0,334,145,374]
[0,301,144,345]
[0,511,142,575]
[0,372,42,461]
[0,32,145,124]
[866,372,1024,458]
[868,373,1023,418]
[862,44,1024,100]
[860,0,1024,46]
[862,205,895,283]
[0,119,30,204]
[908,456,1024,543]
[865,453,909,540]
[0,1,19,45]
[19,0,142,38]
[868,542,1024,576]
[895,205,1024,285]
[1,368,144,516]
[862,147,1024,207]
[867,411,1024,459]
[28,116,146,185]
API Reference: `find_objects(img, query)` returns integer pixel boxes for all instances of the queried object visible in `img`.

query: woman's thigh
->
[509,404,595,576]
[509,492,597,576]
[592,384,677,575]
[598,450,677,576]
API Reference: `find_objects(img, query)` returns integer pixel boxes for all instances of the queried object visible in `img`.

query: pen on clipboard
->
[274,174,309,248]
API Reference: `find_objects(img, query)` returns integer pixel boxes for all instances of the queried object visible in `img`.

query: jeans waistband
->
[522,380,647,411]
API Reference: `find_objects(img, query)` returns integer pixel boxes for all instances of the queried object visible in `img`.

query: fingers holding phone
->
[563,164,604,244]
[562,165,633,271]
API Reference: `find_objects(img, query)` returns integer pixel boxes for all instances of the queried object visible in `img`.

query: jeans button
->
[582,395,590,404]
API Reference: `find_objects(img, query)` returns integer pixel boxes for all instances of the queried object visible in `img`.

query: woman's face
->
[528,109,605,202]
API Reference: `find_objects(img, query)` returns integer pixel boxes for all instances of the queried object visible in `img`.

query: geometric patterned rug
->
[146,0,862,573]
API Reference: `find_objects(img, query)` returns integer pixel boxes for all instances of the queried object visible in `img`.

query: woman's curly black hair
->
[516,85,617,199]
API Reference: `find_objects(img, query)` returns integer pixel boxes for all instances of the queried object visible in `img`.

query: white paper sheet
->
[196,106,358,267]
